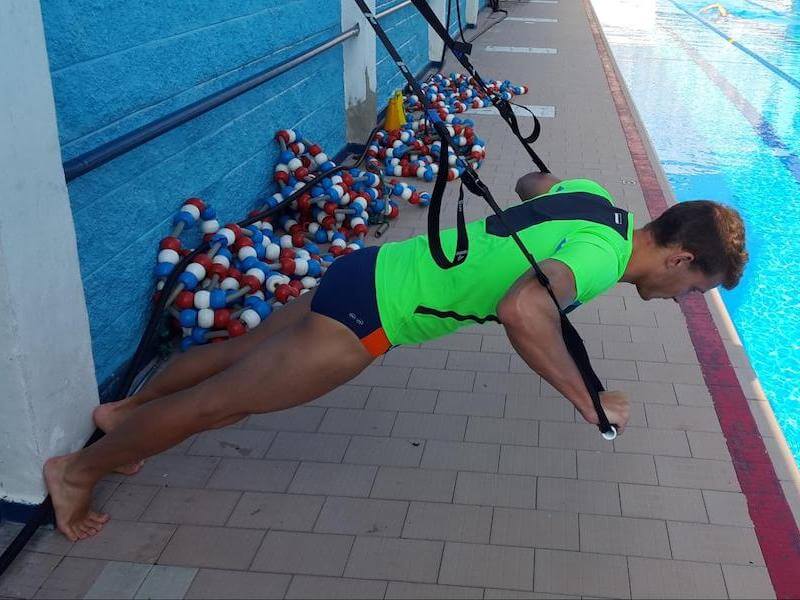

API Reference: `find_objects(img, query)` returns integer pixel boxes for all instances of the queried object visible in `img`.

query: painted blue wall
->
[39,0,347,386]
[376,1,430,109]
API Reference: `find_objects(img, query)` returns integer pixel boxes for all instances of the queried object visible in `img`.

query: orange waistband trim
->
[361,327,392,357]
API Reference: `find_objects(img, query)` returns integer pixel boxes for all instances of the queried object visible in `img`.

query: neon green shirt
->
[374,179,634,345]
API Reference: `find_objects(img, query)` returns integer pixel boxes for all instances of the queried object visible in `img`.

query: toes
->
[89,511,110,524]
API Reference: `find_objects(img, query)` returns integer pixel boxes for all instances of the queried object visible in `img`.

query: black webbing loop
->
[428,133,469,268]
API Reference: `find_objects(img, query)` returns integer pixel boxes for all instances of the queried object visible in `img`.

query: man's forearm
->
[502,309,598,422]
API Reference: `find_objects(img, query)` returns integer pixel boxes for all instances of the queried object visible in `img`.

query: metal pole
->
[376,0,413,19]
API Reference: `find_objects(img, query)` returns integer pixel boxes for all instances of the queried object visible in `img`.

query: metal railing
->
[63,25,360,182]
[376,0,413,20]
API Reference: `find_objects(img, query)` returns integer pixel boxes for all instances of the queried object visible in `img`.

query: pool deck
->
[3,1,800,598]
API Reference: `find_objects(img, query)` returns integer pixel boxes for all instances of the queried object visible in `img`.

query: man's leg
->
[45,310,374,541]
[94,291,315,433]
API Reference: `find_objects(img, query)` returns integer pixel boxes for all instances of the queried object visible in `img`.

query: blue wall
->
[40,0,347,385]
[376,1,430,108]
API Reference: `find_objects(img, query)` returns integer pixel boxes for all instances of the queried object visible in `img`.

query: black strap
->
[353,0,615,438]
[410,0,549,173]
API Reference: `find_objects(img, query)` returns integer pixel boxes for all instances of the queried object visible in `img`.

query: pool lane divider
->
[666,0,800,91]
[583,0,800,597]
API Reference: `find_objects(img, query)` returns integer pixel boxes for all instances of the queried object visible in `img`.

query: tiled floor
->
[2,1,799,598]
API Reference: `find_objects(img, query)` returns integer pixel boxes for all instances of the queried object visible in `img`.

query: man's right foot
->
[44,455,109,541]
[93,402,144,476]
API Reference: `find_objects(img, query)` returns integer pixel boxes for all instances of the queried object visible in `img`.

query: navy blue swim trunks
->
[310,245,392,357]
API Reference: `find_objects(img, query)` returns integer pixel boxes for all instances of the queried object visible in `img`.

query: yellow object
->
[384,90,407,131]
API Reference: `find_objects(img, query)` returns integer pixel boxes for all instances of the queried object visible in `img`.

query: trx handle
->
[428,133,469,268]
[409,0,549,173]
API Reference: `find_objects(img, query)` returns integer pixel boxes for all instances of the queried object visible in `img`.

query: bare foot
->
[93,402,144,475]
[44,455,109,541]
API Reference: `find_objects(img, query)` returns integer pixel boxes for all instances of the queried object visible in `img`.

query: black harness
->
[354,0,618,439]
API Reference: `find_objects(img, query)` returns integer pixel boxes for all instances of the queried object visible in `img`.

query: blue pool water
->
[592,0,800,465]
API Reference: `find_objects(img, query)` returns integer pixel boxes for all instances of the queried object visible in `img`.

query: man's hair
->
[644,200,748,289]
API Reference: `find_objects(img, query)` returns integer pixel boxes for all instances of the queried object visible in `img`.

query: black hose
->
[0,126,380,577]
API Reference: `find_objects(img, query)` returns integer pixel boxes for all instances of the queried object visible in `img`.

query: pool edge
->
[583,0,800,594]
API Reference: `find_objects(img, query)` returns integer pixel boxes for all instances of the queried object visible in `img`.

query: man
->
[45,173,748,540]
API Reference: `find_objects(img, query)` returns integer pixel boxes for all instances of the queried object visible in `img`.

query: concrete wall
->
[40,0,348,386]
[376,1,431,108]
[0,0,98,504]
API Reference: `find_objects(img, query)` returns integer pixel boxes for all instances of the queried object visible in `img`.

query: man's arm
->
[515,172,562,201]
[496,259,629,430]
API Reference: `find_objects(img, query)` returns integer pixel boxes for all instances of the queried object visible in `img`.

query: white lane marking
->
[468,105,555,118]
[485,46,557,54]
[505,17,558,23]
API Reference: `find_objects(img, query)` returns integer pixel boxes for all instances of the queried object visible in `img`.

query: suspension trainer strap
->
[352,0,616,438]
[409,0,549,173]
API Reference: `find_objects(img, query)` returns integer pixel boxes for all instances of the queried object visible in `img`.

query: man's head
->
[633,200,748,301]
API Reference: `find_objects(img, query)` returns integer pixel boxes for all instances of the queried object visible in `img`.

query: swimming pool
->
[591,0,800,465]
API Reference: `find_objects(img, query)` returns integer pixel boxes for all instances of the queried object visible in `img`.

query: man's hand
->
[581,390,630,434]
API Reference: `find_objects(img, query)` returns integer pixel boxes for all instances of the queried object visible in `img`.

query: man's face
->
[636,250,723,301]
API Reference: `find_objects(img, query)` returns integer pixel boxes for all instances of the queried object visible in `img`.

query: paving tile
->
[101,484,161,521]
[500,446,576,478]
[603,340,666,362]
[663,343,700,364]
[250,530,353,576]
[763,436,800,481]
[454,471,537,508]
[344,435,424,467]
[393,412,467,441]
[506,394,575,422]
[721,564,776,600]
[286,576,388,599]
[187,428,275,459]
[289,462,377,497]
[349,365,411,388]
[69,520,175,563]
[673,384,714,409]
[265,431,350,462]
[628,557,726,599]
[159,525,264,570]
[446,350,510,372]
[749,400,780,438]
[667,521,765,565]
[575,323,632,342]
[655,456,740,492]
[687,431,730,460]
[612,427,691,457]
[579,514,670,558]
[492,508,579,550]
[538,421,610,452]
[128,454,220,488]
[535,549,630,598]
[245,405,326,432]
[475,371,540,395]
[205,458,297,492]
[26,526,75,556]
[84,561,151,599]
[636,361,704,385]
[383,347,449,368]
[402,502,492,543]
[344,536,443,582]
[367,387,437,412]
[644,404,721,432]
[33,556,106,599]
[619,483,707,522]
[606,379,677,404]
[466,416,539,446]
[421,440,500,472]
[439,542,534,591]
[0,551,60,599]
[319,408,397,435]
[140,487,241,526]
[371,466,457,502]
[586,358,638,381]
[422,333,483,351]
[315,496,408,537]
[385,581,483,599]
[184,569,290,599]
[484,589,579,599]
[481,335,516,353]
[408,368,476,391]
[630,325,690,344]
[599,307,657,327]
[700,490,754,527]
[226,491,324,530]
[134,565,198,599]
[577,451,657,484]
[311,385,370,409]
[435,390,505,417]
[536,477,620,516]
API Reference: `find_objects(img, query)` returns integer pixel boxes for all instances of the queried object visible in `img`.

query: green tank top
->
[374,179,634,345]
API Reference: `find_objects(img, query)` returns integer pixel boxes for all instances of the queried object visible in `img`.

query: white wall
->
[0,0,98,505]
